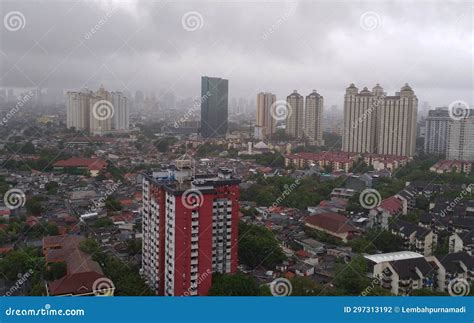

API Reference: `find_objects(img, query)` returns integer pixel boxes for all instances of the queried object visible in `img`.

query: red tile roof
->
[378,196,403,213]
[48,271,105,296]
[305,213,358,234]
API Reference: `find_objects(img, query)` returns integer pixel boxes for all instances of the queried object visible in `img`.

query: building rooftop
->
[364,251,423,264]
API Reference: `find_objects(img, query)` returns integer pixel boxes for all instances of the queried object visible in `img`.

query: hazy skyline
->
[0,0,472,108]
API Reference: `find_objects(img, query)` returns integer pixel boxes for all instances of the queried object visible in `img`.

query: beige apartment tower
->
[286,90,304,139]
[67,86,129,135]
[304,90,324,146]
[342,83,418,157]
[447,116,474,161]
[255,92,276,140]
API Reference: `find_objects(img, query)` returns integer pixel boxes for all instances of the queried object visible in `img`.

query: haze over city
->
[1,0,473,107]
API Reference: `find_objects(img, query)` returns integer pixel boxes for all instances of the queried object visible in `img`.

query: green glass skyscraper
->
[200,76,228,138]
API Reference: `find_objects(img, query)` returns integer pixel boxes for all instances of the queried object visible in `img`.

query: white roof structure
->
[254,141,269,149]
[364,251,423,264]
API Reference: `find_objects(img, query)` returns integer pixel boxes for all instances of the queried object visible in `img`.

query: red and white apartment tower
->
[141,157,240,296]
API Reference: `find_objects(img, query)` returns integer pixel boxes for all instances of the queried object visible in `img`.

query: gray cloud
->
[0,0,472,107]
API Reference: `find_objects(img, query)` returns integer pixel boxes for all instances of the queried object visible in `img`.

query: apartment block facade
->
[141,166,240,296]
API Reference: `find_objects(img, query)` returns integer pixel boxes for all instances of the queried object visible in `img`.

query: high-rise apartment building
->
[141,160,240,296]
[447,115,474,161]
[67,90,92,131]
[66,86,129,135]
[285,90,304,139]
[342,83,418,157]
[255,92,276,140]
[201,76,228,138]
[304,90,324,146]
[424,108,451,155]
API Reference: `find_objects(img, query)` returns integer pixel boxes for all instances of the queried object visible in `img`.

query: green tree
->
[333,255,371,295]
[45,262,67,281]
[238,222,286,269]
[208,273,260,296]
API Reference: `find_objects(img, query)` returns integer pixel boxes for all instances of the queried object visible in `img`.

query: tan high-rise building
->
[67,86,129,135]
[66,90,92,131]
[255,92,276,140]
[342,83,418,157]
[286,90,304,139]
[304,90,324,146]
[447,115,474,161]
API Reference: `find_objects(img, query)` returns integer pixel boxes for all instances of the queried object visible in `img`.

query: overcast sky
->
[0,0,473,108]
